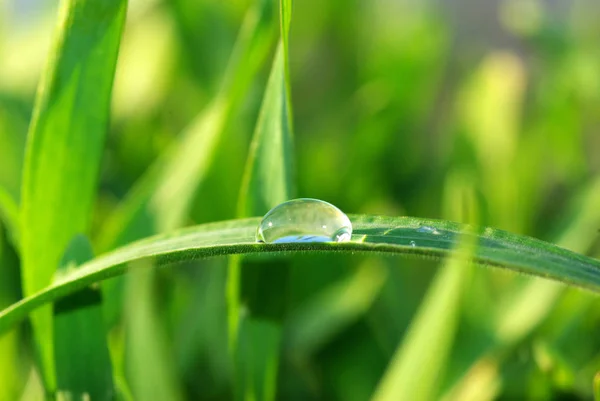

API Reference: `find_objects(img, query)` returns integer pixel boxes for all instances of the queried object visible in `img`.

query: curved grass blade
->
[19,0,127,389]
[0,215,599,336]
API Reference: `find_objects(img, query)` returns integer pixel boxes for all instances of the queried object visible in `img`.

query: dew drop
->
[410,240,416,247]
[256,198,352,244]
[416,225,440,235]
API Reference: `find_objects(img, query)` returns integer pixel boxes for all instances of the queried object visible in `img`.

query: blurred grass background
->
[1,0,600,399]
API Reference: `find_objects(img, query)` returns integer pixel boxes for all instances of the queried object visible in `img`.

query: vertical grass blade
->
[229,44,293,401]
[237,45,293,217]
[229,1,294,398]
[20,0,126,390]
[54,235,113,400]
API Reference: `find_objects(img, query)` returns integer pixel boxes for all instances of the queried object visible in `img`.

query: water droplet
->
[256,198,352,244]
[410,240,416,247]
[416,226,440,235]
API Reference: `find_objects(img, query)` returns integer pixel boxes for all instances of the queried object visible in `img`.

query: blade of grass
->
[1,214,600,336]
[19,0,126,389]
[228,1,294,399]
[236,44,293,218]
[229,45,293,343]
[53,234,113,400]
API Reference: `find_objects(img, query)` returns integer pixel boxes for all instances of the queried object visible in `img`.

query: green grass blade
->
[1,215,599,336]
[236,44,293,217]
[54,235,113,400]
[229,46,294,345]
[229,1,295,398]
[19,0,126,389]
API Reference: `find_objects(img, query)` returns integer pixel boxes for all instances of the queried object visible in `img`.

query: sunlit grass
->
[0,0,599,400]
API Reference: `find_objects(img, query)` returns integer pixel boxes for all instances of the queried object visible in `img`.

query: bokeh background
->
[1,0,600,399]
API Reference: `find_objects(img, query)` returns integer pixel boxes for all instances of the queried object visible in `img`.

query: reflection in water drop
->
[256,198,352,244]
[417,226,441,235]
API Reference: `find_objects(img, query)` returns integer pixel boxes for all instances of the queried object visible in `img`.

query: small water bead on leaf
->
[416,226,441,235]
[256,198,352,244]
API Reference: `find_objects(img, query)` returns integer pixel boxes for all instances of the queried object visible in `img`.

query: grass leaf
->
[236,44,293,217]
[1,215,599,336]
[19,0,127,389]
[229,0,294,394]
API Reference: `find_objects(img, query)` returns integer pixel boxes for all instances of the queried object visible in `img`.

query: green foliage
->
[1,0,599,399]
[1,215,599,336]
